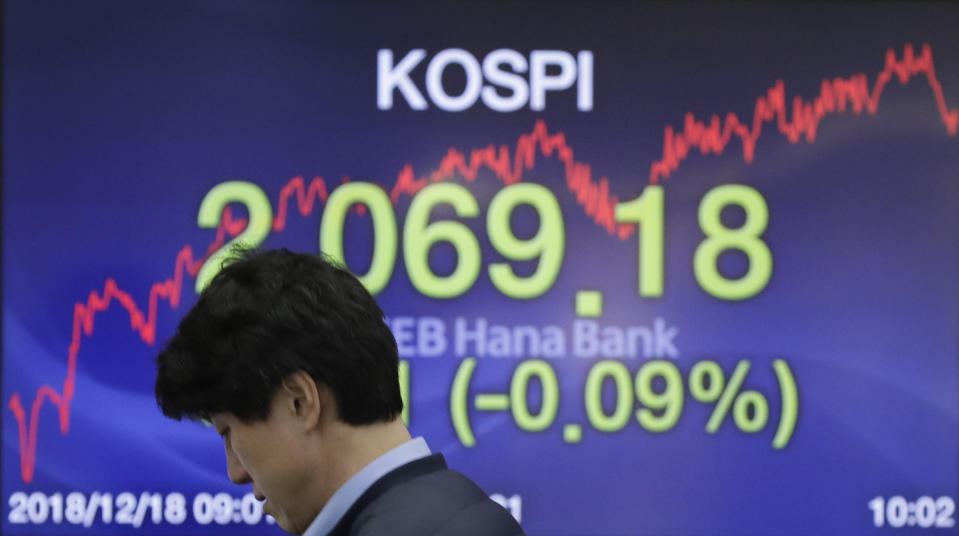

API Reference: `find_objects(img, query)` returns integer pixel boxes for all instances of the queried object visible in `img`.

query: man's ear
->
[280,371,321,429]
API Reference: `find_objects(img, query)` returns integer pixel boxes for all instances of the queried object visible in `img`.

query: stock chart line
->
[650,44,959,184]
[7,43,958,484]
[7,212,246,483]
[387,120,628,238]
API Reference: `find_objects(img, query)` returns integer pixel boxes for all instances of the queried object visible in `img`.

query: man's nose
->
[225,445,251,484]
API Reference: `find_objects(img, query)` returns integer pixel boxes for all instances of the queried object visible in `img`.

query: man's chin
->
[263,504,279,528]
[268,511,285,531]
[273,513,304,535]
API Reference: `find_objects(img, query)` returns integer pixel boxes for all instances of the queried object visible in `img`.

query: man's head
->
[155,247,403,423]
[154,248,406,533]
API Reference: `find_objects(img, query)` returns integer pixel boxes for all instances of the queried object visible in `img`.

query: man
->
[155,248,525,536]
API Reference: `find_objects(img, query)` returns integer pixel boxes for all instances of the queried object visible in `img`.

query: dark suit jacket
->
[328,453,526,536]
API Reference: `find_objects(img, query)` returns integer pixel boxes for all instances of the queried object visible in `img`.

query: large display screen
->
[4,2,958,534]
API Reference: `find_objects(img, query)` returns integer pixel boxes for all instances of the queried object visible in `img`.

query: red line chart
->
[7,43,958,483]
[650,44,958,184]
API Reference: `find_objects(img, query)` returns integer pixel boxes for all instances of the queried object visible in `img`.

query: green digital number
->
[197,179,773,302]
[614,185,664,297]
[635,360,684,432]
[195,181,273,293]
[584,360,632,432]
[510,360,559,432]
[693,184,772,300]
[487,183,565,299]
[617,184,771,300]
[320,182,397,295]
[403,183,480,298]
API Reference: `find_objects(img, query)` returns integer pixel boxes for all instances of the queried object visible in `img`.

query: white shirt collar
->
[302,436,431,536]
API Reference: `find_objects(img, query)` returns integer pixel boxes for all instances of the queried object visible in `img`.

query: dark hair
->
[154,248,402,425]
